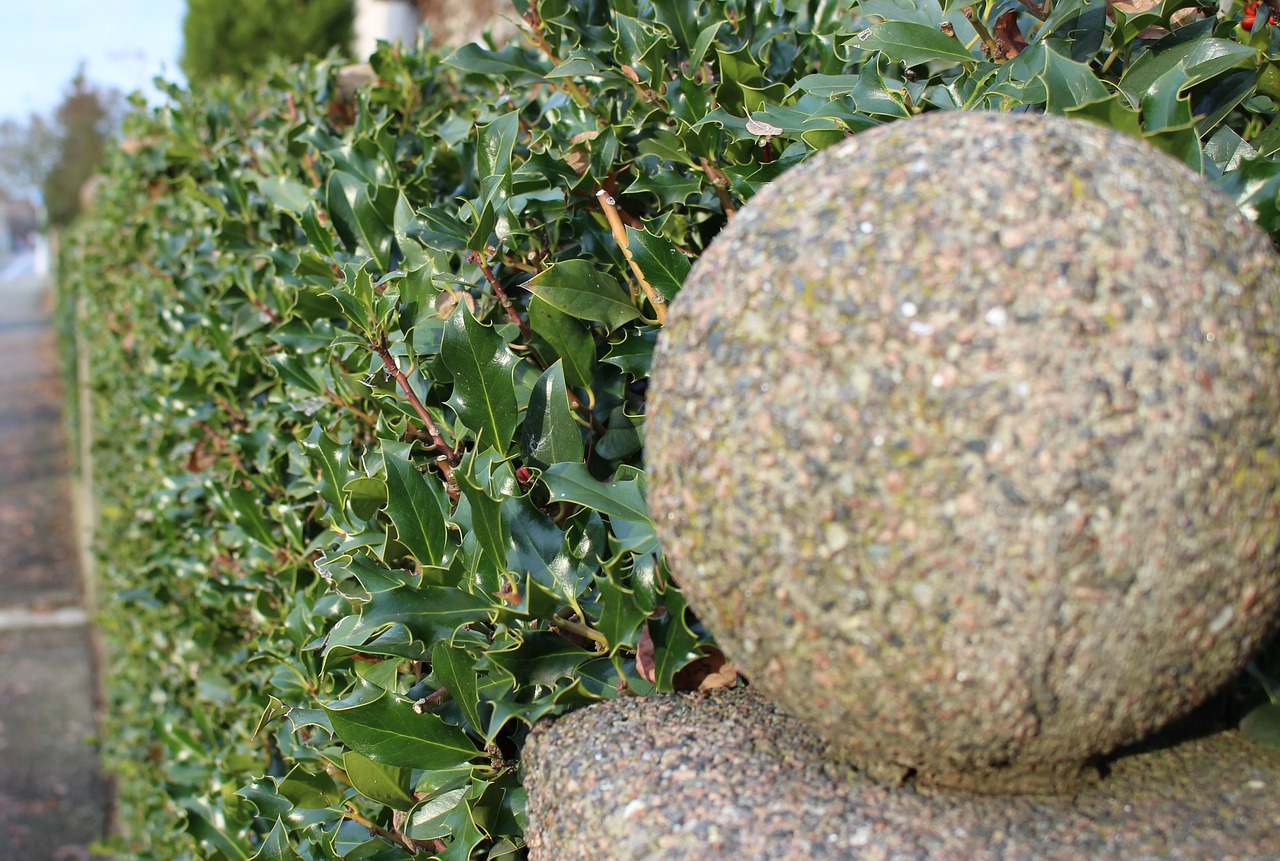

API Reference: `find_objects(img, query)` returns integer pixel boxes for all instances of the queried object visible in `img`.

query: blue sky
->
[1,1,187,121]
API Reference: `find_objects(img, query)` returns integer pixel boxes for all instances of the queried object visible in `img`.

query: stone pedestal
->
[525,689,1280,861]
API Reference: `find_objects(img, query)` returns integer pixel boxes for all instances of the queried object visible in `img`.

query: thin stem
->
[550,614,609,648]
[372,336,456,467]
[964,7,1005,61]
[522,10,594,109]
[466,249,532,341]
[595,189,668,324]
[343,806,419,855]
[412,687,452,713]
[698,157,738,217]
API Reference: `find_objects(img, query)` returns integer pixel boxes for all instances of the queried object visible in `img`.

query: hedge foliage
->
[61,0,1280,858]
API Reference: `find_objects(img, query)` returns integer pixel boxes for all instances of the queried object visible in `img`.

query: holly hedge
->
[59,0,1280,857]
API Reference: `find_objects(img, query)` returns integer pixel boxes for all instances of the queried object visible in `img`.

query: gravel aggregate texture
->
[524,688,1280,861]
[646,111,1280,791]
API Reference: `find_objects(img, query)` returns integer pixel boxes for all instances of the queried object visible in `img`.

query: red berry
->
[1243,1,1274,28]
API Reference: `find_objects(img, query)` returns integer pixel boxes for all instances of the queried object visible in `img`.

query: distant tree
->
[181,0,355,86]
[42,70,120,228]
[0,114,59,203]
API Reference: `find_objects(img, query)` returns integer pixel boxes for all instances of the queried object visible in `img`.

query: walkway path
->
[0,251,110,859]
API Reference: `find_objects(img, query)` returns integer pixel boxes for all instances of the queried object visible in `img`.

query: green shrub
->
[61,0,1280,858]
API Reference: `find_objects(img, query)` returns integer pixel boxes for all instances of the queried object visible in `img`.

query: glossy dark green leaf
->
[350,584,492,644]
[323,623,430,666]
[1066,94,1142,139]
[436,785,488,861]
[301,424,359,530]
[527,296,595,389]
[1251,117,1280,158]
[523,260,642,331]
[1141,64,1195,132]
[406,787,469,840]
[542,462,651,523]
[442,305,520,453]
[457,447,511,578]
[851,22,976,68]
[521,362,584,470]
[477,112,519,239]
[624,228,690,301]
[327,265,376,333]
[431,640,483,733]
[297,204,336,259]
[648,0,701,52]
[325,170,392,271]
[236,780,293,820]
[595,573,650,651]
[345,476,386,522]
[249,819,304,861]
[850,57,911,119]
[324,680,480,769]
[1119,38,1258,104]
[601,327,657,379]
[647,591,703,690]
[211,485,277,546]
[1030,43,1110,113]
[276,765,343,809]
[382,443,449,567]
[501,493,593,601]
[268,352,326,396]
[485,631,596,689]
[445,42,547,83]
[343,751,416,810]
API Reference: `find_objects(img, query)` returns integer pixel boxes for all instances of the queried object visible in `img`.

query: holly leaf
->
[521,362,585,469]
[382,442,449,568]
[324,680,481,769]
[442,304,520,453]
[624,228,690,301]
[851,22,977,68]
[301,424,360,531]
[527,296,595,389]
[344,584,491,644]
[248,819,304,861]
[431,639,484,734]
[523,260,642,331]
[542,462,651,523]
[343,751,415,810]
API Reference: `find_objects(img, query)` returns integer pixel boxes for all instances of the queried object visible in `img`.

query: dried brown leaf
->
[636,623,656,684]
[672,646,740,692]
[993,11,1029,59]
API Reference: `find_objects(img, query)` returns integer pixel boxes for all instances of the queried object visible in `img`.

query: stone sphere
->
[646,111,1280,793]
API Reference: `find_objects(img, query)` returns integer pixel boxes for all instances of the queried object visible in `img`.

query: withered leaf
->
[993,11,1029,60]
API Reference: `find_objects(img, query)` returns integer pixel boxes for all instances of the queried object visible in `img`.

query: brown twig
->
[343,806,419,855]
[963,7,1005,61]
[521,8,593,108]
[466,249,532,341]
[594,189,667,324]
[549,614,609,649]
[372,335,456,470]
[412,687,451,713]
[697,157,738,217]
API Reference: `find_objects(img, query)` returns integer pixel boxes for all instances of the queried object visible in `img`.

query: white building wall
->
[353,0,421,60]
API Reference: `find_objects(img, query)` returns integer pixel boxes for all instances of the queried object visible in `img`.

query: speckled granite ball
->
[646,111,1280,793]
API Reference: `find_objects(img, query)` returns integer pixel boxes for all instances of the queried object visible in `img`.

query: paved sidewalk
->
[0,252,111,859]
